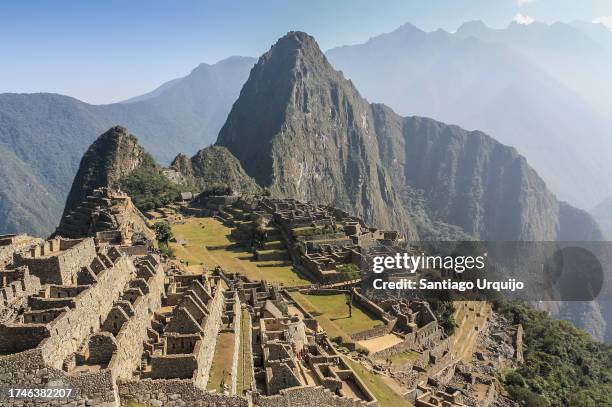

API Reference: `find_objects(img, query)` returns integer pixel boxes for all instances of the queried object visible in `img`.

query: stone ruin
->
[0,190,525,406]
[0,234,43,268]
[217,270,379,407]
[0,190,386,407]
[137,273,225,386]
[196,196,404,284]
[0,234,165,406]
[382,299,446,350]
[56,187,155,246]
[414,381,464,407]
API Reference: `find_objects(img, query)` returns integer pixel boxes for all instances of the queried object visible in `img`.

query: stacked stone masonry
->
[0,191,523,406]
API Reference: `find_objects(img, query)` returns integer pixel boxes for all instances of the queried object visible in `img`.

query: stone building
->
[0,266,41,322]
[200,196,404,284]
[138,273,226,389]
[0,235,165,406]
[213,269,379,406]
[415,382,464,407]
[0,234,43,268]
[56,187,155,245]
[0,191,522,406]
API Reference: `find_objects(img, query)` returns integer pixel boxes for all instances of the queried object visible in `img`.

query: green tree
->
[119,162,181,211]
[154,221,173,244]
[428,299,456,336]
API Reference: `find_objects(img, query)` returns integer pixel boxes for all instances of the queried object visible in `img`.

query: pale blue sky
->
[1,0,610,104]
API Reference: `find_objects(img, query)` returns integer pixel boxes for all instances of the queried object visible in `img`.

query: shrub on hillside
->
[496,300,612,407]
[120,164,180,211]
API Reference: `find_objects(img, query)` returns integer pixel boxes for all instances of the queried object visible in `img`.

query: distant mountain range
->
[1,19,611,240]
[0,56,255,236]
[326,21,612,211]
[570,20,612,52]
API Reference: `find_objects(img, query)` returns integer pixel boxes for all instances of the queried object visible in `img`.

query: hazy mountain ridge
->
[0,57,255,236]
[571,20,612,52]
[590,198,612,240]
[326,21,612,210]
[455,20,612,114]
[0,143,63,235]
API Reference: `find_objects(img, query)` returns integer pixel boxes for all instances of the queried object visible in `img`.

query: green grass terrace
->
[290,292,385,343]
[170,217,311,287]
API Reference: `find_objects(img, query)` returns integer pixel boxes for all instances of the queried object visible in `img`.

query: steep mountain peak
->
[366,22,427,44]
[274,30,319,50]
[216,30,364,184]
[394,21,425,33]
[61,126,149,216]
[217,32,414,235]
[257,31,328,75]
[98,125,133,143]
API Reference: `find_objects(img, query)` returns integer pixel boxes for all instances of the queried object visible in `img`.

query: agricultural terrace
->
[343,357,412,407]
[290,292,384,342]
[170,217,310,286]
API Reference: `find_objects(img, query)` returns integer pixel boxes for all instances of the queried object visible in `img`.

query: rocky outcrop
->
[170,146,261,195]
[217,32,414,236]
[62,126,148,216]
[373,110,561,241]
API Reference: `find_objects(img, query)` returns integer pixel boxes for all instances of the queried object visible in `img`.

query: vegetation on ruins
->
[343,357,411,407]
[169,145,261,196]
[236,308,254,394]
[428,299,457,336]
[198,185,233,197]
[336,263,360,281]
[154,221,174,256]
[496,300,612,407]
[420,274,457,335]
[154,221,173,243]
[291,224,337,239]
[207,331,235,392]
[292,292,383,339]
[120,154,181,211]
[251,223,267,248]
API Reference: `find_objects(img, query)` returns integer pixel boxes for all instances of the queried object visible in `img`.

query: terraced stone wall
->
[192,285,225,388]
